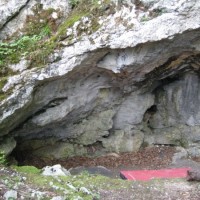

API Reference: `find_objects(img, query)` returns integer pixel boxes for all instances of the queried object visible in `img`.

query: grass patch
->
[13,165,41,174]
[51,0,113,41]
[53,12,87,41]
[21,170,132,199]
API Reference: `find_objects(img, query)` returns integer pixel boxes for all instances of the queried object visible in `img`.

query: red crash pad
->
[120,168,190,181]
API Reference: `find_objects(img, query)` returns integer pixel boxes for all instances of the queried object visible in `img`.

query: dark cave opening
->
[9,138,107,168]
[9,140,33,166]
[143,105,157,124]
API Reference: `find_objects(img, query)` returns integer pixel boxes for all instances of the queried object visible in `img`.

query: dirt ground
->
[21,146,200,176]
[98,180,200,200]
[22,146,177,171]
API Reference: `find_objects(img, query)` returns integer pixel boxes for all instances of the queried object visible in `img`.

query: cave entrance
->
[9,139,107,168]
[143,105,157,124]
[9,141,36,166]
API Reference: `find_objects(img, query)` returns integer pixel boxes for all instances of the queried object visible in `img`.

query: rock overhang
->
[0,0,200,160]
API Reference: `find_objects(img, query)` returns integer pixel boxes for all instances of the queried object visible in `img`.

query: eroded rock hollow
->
[0,0,200,161]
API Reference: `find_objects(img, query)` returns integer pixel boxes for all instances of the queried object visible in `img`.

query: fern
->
[0,35,41,65]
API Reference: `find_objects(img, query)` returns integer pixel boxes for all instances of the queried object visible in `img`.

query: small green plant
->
[0,35,43,68]
[22,4,56,37]
[0,151,7,165]
[40,25,52,37]
[69,0,80,8]
[140,15,150,22]
[0,35,40,59]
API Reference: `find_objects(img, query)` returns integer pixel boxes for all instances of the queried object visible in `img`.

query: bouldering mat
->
[120,168,190,181]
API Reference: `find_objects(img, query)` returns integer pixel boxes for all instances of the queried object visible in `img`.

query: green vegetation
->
[0,35,42,65]
[69,0,80,8]
[22,4,57,37]
[140,15,150,22]
[0,5,57,70]
[0,5,58,100]
[0,76,9,100]
[54,0,112,41]
[53,11,87,42]
[69,0,101,9]
[0,151,7,166]
[13,165,41,174]
[179,138,189,148]
[0,0,113,71]
[0,0,114,101]
[19,169,131,199]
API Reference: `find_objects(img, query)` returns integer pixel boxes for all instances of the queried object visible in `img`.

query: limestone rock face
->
[0,0,28,30]
[0,137,16,156]
[0,0,200,159]
[102,129,144,153]
[151,73,200,128]
[114,92,155,129]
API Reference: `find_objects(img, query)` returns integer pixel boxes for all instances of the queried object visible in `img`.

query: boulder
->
[102,128,144,153]
[42,164,70,176]
[69,166,113,177]
[187,169,200,181]
[3,190,18,200]
[172,147,188,164]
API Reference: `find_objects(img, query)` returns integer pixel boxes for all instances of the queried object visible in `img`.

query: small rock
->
[8,59,29,73]
[66,183,77,191]
[104,152,120,158]
[52,185,60,190]
[31,190,45,199]
[187,169,200,181]
[51,196,65,200]
[51,12,58,19]
[69,166,113,177]
[3,190,18,200]
[42,164,70,176]
[74,196,84,200]
[49,181,53,186]
[172,147,188,164]
[187,146,200,157]
[79,187,91,195]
